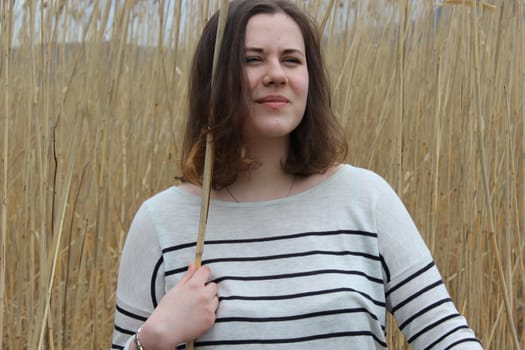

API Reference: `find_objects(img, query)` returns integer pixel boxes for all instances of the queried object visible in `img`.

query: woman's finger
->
[191,265,212,285]
[179,263,197,284]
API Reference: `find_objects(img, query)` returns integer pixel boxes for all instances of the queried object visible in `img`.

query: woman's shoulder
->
[139,184,198,213]
[333,163,392,190]
[289,163,394,204]
[294,163,380,191]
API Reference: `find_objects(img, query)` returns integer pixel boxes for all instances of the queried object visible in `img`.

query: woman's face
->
[242,12,309,143]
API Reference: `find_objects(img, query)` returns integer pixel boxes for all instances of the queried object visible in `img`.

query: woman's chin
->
[245,120,301,140]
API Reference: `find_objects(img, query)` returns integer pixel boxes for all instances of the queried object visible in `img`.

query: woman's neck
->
[225,169,295,202]
[224,136,294,202]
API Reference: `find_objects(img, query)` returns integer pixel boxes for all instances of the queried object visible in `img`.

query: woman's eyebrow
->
[245,47,264,53]
[245,47,305,56]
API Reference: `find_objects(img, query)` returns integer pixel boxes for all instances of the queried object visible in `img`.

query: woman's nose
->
[263,61,287,86]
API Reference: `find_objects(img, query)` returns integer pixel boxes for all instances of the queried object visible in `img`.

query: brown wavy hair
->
[180,0,347,189]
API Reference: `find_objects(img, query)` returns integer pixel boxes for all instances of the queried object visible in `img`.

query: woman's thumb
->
[181,262,197,282]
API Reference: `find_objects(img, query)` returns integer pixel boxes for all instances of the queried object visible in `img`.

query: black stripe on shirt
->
[380,254,391,283]
[165,250,381,276]
[111,344,124,349]
[219,287,386,307]
[398,298,452,330]
[162,241,196,253]
[162,229,377,254]
[114,324,135,336]
[391,279,443,313]
[151,255,164,308]
[115,304,148,322]
[407,313,462,343]
[216,307,382,325]
[444,337,482,349]
[210,269,383,284]
[423,325,471,350]
[195,330,387,348]
[386,261,435,297]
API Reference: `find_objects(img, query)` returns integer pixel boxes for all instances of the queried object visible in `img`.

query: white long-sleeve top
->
[112,164,482,349]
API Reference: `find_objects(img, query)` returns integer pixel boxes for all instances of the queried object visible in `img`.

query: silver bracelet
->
[134,327,145,350]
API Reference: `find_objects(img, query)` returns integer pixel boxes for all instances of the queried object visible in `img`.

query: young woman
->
[112,1,483,349]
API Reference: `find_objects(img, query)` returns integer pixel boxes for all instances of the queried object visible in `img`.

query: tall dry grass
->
[0,1,523,349]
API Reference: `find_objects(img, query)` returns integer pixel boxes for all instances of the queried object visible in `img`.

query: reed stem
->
[0,0,13,347]
[189,1,229,349]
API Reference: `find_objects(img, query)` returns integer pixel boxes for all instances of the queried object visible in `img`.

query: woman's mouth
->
[256,95,289,109]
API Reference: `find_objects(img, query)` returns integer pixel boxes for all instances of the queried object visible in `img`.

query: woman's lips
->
[256,95,289,109]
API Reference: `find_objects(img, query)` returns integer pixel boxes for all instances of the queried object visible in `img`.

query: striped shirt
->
[112,164,482,349]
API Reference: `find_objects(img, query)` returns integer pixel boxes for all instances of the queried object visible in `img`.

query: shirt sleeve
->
[111,203,165,350]
[374,175,483,349]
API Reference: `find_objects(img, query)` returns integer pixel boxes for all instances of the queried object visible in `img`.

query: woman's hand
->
[138,263,219,349]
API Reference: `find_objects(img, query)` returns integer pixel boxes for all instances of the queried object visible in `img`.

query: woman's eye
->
[245,56,262,64]
[284,57,301,64]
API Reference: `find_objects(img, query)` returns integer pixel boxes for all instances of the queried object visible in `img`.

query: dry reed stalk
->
[189,1,229,349]
[430,36,443,256]
[193,0,229,267]
[338,31,362,119]
[0,1,14,348]
[318,0,335,35]
[395,0,408,192]
[518,9,525,343]
[168,0,184,119]
[445,0,497,11]
[26,3,41,346]
[470,1,520,348]
[504,86,514,309]
[435,4,456,275]
[31,1,51,345]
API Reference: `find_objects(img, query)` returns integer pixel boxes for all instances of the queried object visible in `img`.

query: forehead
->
[244,13,305,51]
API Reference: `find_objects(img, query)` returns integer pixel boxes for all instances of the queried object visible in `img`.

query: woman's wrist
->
[138,318,184,350]
[134,327,145,349]
[137,322,163,350]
